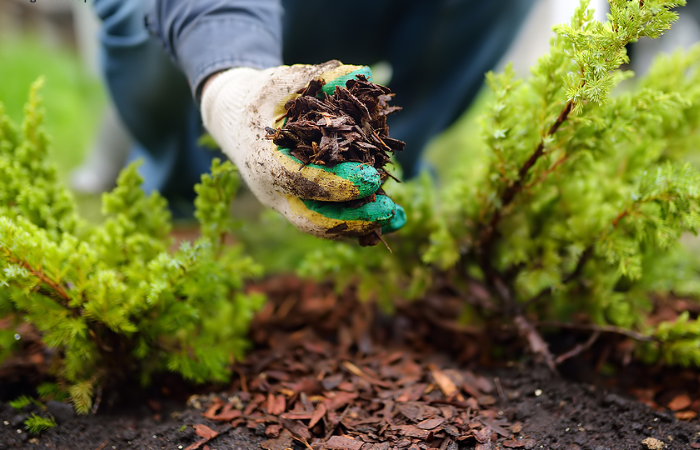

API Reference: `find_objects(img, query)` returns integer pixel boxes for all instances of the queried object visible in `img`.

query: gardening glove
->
[201,60,406,239]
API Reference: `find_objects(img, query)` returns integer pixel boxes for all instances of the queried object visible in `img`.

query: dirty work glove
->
[201,60,405,239]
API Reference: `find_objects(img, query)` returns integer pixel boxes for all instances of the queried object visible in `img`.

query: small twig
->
[91,387,103,415]
[494,377,507,404]
[8,254,71,303]
[515,315,557,372]
[235,367,248,393]
[377,232,392,253]
[94,441,108,450]
[292,436,313,450]
[535,321,655,342]
[524,152,569,190]
[611,209,629,228]
[555,330,601,365]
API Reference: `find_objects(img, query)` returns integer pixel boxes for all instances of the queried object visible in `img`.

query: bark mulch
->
[1,275,700,450]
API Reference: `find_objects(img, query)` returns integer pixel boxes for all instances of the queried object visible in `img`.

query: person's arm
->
[146,0,284,100]
[148,1,405,239]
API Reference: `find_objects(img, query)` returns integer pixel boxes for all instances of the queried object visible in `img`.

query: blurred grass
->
[0,37,105,181]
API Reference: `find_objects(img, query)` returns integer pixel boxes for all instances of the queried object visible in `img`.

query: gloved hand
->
[201,60,405,239]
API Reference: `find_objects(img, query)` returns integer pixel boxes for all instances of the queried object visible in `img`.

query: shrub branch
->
[479,100,575,258]
[2,249,72,305]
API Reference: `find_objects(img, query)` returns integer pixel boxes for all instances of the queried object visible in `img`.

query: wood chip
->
[203,403,241,421]
[325,435,364,450]
[325,391,358,411]
[265,423,282,438]
[308,401,327,429]
[267,394,286,415]
[342,361,392,388]
[261,429,294,450]
[194,424,218,440]
[429,365,459,398]
[503,439,536,449]
[184,425,219,450]
[674,410,697,420]
[279,417,311,440]
[416,417,445,430]
[392,424,431,439]
[667,394,691,411]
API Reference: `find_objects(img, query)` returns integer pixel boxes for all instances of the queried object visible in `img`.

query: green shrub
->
[8,395,36,411]
[0,80,264,414]
[301,0,700,367]
[24,414,57,435]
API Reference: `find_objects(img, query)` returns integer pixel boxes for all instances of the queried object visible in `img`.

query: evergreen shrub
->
[0,80,264,413]
[301,0,700,367]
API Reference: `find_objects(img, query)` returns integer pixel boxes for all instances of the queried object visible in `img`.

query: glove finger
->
[276,148,381,202]
[286,194,399,237]
[318,66,374,95]
[381,204,406,234]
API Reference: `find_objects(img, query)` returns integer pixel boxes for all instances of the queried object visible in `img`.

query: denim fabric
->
[94,0,535,205]
[281,0,535,176]
[146,0,284,99]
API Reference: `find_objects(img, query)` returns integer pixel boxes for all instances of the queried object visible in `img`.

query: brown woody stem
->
[478,100,575,300]
[15,258,71,303]
[555,331,601,365]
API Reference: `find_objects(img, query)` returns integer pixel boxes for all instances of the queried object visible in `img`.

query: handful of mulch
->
[265,74,405,247]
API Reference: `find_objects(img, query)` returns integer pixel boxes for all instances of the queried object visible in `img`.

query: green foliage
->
[37,382,70,402]
[9,395,34,411]
[299,0,700,366]
[195,159,240,251]
[24,414,57,435]
[0,85,264,414]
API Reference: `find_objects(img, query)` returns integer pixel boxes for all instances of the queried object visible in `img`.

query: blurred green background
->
[0,38,104,180]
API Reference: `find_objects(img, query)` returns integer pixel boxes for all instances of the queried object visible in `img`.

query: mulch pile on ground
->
[1,276,700,449]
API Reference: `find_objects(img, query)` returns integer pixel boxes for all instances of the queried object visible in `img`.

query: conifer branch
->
[480,100,575,248]
[3,249,71,304]
[477,99,575,301]
[611,210,629,228]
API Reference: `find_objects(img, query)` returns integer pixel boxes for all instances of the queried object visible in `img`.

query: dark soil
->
[1,276,699,450]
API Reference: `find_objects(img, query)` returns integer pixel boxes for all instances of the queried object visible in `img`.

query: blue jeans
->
[95,0,534,208]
